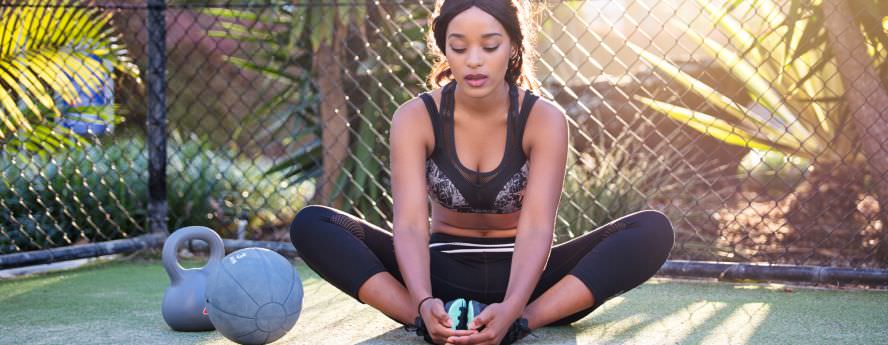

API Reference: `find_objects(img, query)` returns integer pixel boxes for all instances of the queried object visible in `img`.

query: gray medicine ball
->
[206,248,303,345]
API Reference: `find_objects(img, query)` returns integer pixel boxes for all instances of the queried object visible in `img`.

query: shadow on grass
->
[566,282,778,344]
[296,266,774,344]
[4,257,887,344]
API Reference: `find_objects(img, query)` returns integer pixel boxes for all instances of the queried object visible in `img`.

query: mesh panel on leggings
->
[328,214,366,241]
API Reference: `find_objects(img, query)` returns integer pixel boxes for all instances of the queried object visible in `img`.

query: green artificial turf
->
[1,257,886,345]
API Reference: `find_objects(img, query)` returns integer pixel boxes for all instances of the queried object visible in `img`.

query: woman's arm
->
[502,100,569,312]
[392,98,480,343]
[389,98,435,307]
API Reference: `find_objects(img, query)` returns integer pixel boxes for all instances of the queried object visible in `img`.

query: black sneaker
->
[408,299,535,344]
[464,300,536,345]
[445,298,469,330]
[410,315,435,344]
[409,298,468,344]
[500,316,535,345]
[464,299,485,329]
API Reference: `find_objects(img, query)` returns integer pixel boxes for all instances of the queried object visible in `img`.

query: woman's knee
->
[290,205,369,249]
[289,204,334,247]
[630,209,675,256]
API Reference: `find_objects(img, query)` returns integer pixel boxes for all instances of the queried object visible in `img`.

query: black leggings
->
[289,205,674,327]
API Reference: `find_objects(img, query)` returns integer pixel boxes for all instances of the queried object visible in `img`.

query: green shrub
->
[165,131,311,236]
[1,137,147,253]
[1,133,309,254]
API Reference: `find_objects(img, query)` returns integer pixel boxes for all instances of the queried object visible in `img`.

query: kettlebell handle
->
[162,226,225,284]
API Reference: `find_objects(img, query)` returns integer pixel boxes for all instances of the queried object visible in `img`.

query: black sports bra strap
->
[419,92,444,156]
[519,90,539,118]
[419,92,439,118]
[515,90,539,143]
[441,80,457,119]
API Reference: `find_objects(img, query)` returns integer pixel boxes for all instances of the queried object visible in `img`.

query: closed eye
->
[451,46,500,53]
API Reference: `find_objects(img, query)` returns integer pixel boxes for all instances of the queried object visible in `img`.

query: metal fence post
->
[147,0,168,235]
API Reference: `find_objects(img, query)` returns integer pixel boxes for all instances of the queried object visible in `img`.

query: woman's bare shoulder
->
[521,91,568,151]
[392,89,439,126]
[390,88,444,156]
[531,96,565,119]
[515,86,562,119]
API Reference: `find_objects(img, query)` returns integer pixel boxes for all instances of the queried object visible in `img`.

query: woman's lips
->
[465,75,487,87]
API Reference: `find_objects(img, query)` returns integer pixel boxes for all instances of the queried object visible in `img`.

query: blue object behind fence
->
[58,54,115,136]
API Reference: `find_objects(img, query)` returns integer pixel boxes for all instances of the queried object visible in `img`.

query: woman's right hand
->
[420,298,477,344]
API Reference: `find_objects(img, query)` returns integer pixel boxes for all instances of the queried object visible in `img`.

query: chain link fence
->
[0,1,148,255]
[2,0,888,282]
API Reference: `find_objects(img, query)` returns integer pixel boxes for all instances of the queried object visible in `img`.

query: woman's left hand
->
[445,302,522,345]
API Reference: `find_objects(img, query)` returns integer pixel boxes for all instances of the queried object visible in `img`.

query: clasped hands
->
[419,298,524,345]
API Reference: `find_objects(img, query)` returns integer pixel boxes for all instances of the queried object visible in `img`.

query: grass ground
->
[1,256,886,345]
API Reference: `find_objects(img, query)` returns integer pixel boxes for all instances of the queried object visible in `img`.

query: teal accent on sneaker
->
[444,298,467,330]
[466,300,487,330]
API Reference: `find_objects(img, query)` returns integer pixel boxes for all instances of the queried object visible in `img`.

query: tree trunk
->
[821,0,888,262]
[312,10,349,208]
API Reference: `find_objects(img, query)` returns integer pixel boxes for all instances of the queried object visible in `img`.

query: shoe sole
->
[466,300,485,329]
[445,298,466,330]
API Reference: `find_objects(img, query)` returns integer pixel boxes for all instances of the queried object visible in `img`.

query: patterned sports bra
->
[419,80,539,214]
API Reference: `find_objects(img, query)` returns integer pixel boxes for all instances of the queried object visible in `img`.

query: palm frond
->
[0,0,140,154]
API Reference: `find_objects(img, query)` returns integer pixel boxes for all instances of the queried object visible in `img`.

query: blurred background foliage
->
[2,0,888,268]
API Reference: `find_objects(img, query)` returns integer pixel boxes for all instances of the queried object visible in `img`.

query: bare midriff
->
[430,201,519,238]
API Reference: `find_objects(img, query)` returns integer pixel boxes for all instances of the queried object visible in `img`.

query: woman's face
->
[445,6,515,98]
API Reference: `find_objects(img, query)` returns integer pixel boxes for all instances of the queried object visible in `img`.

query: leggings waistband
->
[429,232,516,244]
[429,232,516,254]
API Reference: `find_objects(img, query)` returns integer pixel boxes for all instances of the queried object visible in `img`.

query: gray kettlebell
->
[161,226,225,332]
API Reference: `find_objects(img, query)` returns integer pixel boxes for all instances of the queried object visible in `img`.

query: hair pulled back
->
[427,0,540,91]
